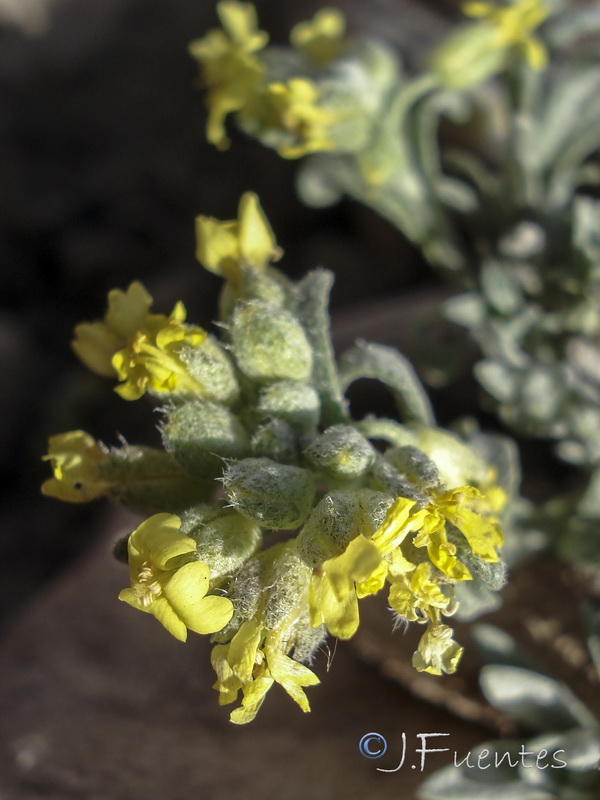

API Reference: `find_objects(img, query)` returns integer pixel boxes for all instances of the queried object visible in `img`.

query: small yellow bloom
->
[265,78,338,159]
[189,1,268,149]
[119,513,233,642]
[72,281,152,377]
[195,191,282,280]
[41,430,111,502]
[412,623,464,675]
[388,563,452,622]
[463,0,549,69]
[290,8,346,64]
[211,618,320,724]
[308,534,383,639]
[111,301,207,401]
[429,0,549,89]
[72,282,207,401]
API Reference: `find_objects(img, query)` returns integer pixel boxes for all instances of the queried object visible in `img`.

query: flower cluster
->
[189,2,393,160]
[43,194,509,722]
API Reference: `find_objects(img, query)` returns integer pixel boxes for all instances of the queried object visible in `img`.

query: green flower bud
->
[251,418,298,464]
[180,506,262,580]
[291,615,327,664]
[385,445,443,493]
[369,453,426,503]
[256,381,321,433]
[223,457,315,529]
[219,266,293,320]
[303,424,375,480]
[388,426,489,490]
[162,400,250,479]
[297,488,393,567]
[180,334,240,405]
[231,300,313,383]
[262,542,311,630]
[101,445,213,513]
[211,556,262,644]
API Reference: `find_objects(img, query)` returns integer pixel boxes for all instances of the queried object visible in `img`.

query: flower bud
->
[162,400,250,479]
[211,556,263,644]
[297,488,393,567]
[385,445,443,493]
[180,506,262,579]
[251,418,298,464]
[231,300,313,383]
[103,445,213,513]
[180,334,240,405]
[303,424,374,480]
[262,542,311,630]
[256,381,320,434]
[223,457,315,529]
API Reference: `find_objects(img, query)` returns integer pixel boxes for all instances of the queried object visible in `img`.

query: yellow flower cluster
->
[430,0,549,89]
[43,191,510,719]
[72,282,207,401]
[212,618,320,724]
[189,2,348,157]
[309,487,504,675]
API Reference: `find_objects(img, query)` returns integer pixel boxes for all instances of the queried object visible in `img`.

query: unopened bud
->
[231,300,313,383]
[180,506,262,579]
[297,488,393,567]
[303,424,375,480]
[181,334,240,405]
[162,400,250,479]
[224,457,315,529]
[256,381,321,434]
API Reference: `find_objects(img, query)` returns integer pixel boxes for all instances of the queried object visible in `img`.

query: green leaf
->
[338,340,434,425]
[292,269,348,427]
[480,666,599,732]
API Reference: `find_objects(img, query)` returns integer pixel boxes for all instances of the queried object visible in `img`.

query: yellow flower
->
[211,618,320,724]
[72,281,152,377]
[463,0,549,68]
[308,534,384,639]
[41,430,111,503]
[388,562,453,622]
[290,8,346,64]
[425,485,504,562]
[265,78,338,159]
[111,301,207,401]
[119,513,233,642]
[412,623,464,675]
[195,191,282,280]
[72,282,208,401]
[189,1,268,149]
[429,0,549,89]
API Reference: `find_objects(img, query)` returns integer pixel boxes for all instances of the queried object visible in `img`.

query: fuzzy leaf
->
[338,340,434,425]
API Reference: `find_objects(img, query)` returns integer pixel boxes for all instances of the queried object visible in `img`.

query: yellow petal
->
[71,322,121,377]
[118,590,188,642]
[163,562,234,635]
[105,281,153,339]
[265,647,319,712]
[238,192,282,270]
[230,672,274,724]
[195,216,240,276]
[522,36,547,70]
[128,513,194,569]
[228,619,262,683]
